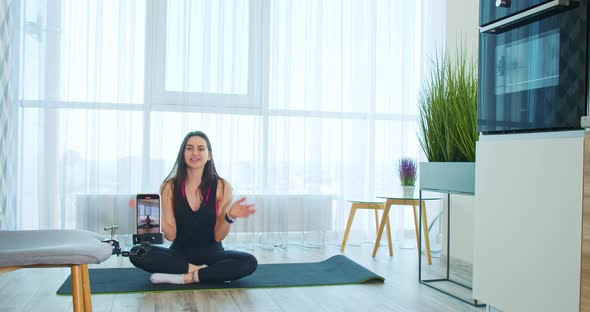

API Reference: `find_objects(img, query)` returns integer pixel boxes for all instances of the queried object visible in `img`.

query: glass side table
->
[374,195,441,262]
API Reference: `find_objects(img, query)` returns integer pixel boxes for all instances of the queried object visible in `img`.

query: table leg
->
[372,200,392,257]
[341,204,358,252]
[411,204,420,253]
[386,216,393,256]
[421,201,432,265]
[374,209,379,233]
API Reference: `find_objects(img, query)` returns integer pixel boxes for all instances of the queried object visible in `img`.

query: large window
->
[16,0,445,231]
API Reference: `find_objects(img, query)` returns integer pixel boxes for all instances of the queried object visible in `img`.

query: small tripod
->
[102,225,158,258]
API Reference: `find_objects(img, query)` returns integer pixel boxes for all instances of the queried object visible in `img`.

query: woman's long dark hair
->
[162,131,224,212]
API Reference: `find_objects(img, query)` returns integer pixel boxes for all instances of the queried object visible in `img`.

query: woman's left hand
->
[228,197,256,219]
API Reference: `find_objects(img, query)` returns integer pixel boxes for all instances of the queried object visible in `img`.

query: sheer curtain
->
[18,0,146,230]
[12,0,445,248]
[0,0,19,230]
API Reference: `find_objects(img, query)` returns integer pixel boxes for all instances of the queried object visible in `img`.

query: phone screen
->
[136,194,161,235]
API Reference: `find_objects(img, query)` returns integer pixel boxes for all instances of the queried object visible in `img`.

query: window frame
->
[146,0,267,112]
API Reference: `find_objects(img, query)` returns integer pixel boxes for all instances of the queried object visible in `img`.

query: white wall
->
[443,0,479,263]
[445,0,479,60]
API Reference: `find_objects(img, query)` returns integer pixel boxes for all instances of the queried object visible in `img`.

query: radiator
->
[76,193,333,235]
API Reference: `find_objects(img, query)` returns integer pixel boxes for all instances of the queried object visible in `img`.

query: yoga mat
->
[57,255,383,295]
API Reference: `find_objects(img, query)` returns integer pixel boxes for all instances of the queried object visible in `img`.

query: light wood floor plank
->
[265,287,330,312]
[228,289,283,312]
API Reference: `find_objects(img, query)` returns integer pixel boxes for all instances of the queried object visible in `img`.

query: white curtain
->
[0,0,18,230]
[13,0,445,248]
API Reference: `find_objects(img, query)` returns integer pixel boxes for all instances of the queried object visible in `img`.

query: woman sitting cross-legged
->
[129,131,257,284]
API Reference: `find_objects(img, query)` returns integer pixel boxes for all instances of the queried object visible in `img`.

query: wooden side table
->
[374,196,440,264]
[341,200,393,256]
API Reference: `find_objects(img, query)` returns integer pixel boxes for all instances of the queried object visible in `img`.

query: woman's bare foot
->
[183,264,207,284]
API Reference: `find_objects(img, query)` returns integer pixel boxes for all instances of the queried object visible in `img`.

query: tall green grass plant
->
[418,50,478,162]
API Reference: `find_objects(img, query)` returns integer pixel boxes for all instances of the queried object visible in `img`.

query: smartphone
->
[135,194,161,239]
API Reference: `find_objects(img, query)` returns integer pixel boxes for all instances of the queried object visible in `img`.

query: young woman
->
[130,131,257,284]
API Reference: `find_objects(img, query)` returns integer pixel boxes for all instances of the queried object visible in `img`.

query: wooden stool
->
[341,200,393,256]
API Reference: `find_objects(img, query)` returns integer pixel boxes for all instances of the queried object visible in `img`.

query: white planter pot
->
[402,185,415,198]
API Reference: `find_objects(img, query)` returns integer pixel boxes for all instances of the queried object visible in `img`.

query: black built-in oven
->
[478,0,589,134]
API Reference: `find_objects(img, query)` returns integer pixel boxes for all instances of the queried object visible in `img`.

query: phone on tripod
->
[133,194,163,245]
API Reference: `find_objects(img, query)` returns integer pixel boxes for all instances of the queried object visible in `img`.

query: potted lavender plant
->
[398,158,417,197]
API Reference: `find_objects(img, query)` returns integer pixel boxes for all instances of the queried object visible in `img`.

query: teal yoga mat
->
[57,255,384,294]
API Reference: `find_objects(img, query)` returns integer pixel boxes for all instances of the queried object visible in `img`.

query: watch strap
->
[224,212,236,224]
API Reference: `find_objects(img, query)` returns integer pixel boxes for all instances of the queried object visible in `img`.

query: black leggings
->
[129,242,257,283]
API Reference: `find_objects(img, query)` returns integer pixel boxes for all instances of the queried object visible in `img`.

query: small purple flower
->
[398,158,417,186]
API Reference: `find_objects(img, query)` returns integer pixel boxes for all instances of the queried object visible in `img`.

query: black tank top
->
[173,181,218,248]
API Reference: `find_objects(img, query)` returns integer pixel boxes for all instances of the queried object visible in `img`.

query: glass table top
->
[347,199,386,204]
[377,195,441,201]
[347,195,442,203]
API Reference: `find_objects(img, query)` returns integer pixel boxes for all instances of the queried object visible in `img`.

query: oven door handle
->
[480,0,571,34]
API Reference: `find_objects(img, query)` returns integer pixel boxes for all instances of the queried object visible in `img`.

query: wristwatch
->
[224,212,236,224]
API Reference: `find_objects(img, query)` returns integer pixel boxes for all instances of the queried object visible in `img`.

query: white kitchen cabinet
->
[473,131,583,312]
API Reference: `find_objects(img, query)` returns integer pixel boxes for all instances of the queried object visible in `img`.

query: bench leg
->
[82,264,92,312]
[71,265,84,312]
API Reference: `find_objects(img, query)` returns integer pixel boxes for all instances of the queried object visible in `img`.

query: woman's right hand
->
[228,197,256,219]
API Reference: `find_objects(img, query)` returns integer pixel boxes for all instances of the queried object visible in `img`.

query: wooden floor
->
[0,242,485,312]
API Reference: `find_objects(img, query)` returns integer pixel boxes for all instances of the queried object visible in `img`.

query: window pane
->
[19,107,144,228]
[66,2,144,103]
[268,1,375,113]
[21,1,146,104]
[267,116,369,196]
[374,2,420,115]
[165,0,249,95]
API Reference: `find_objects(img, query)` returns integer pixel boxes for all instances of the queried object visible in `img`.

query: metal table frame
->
[418,188,486,307]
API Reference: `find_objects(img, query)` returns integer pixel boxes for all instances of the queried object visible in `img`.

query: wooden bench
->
[0,230,112,312]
